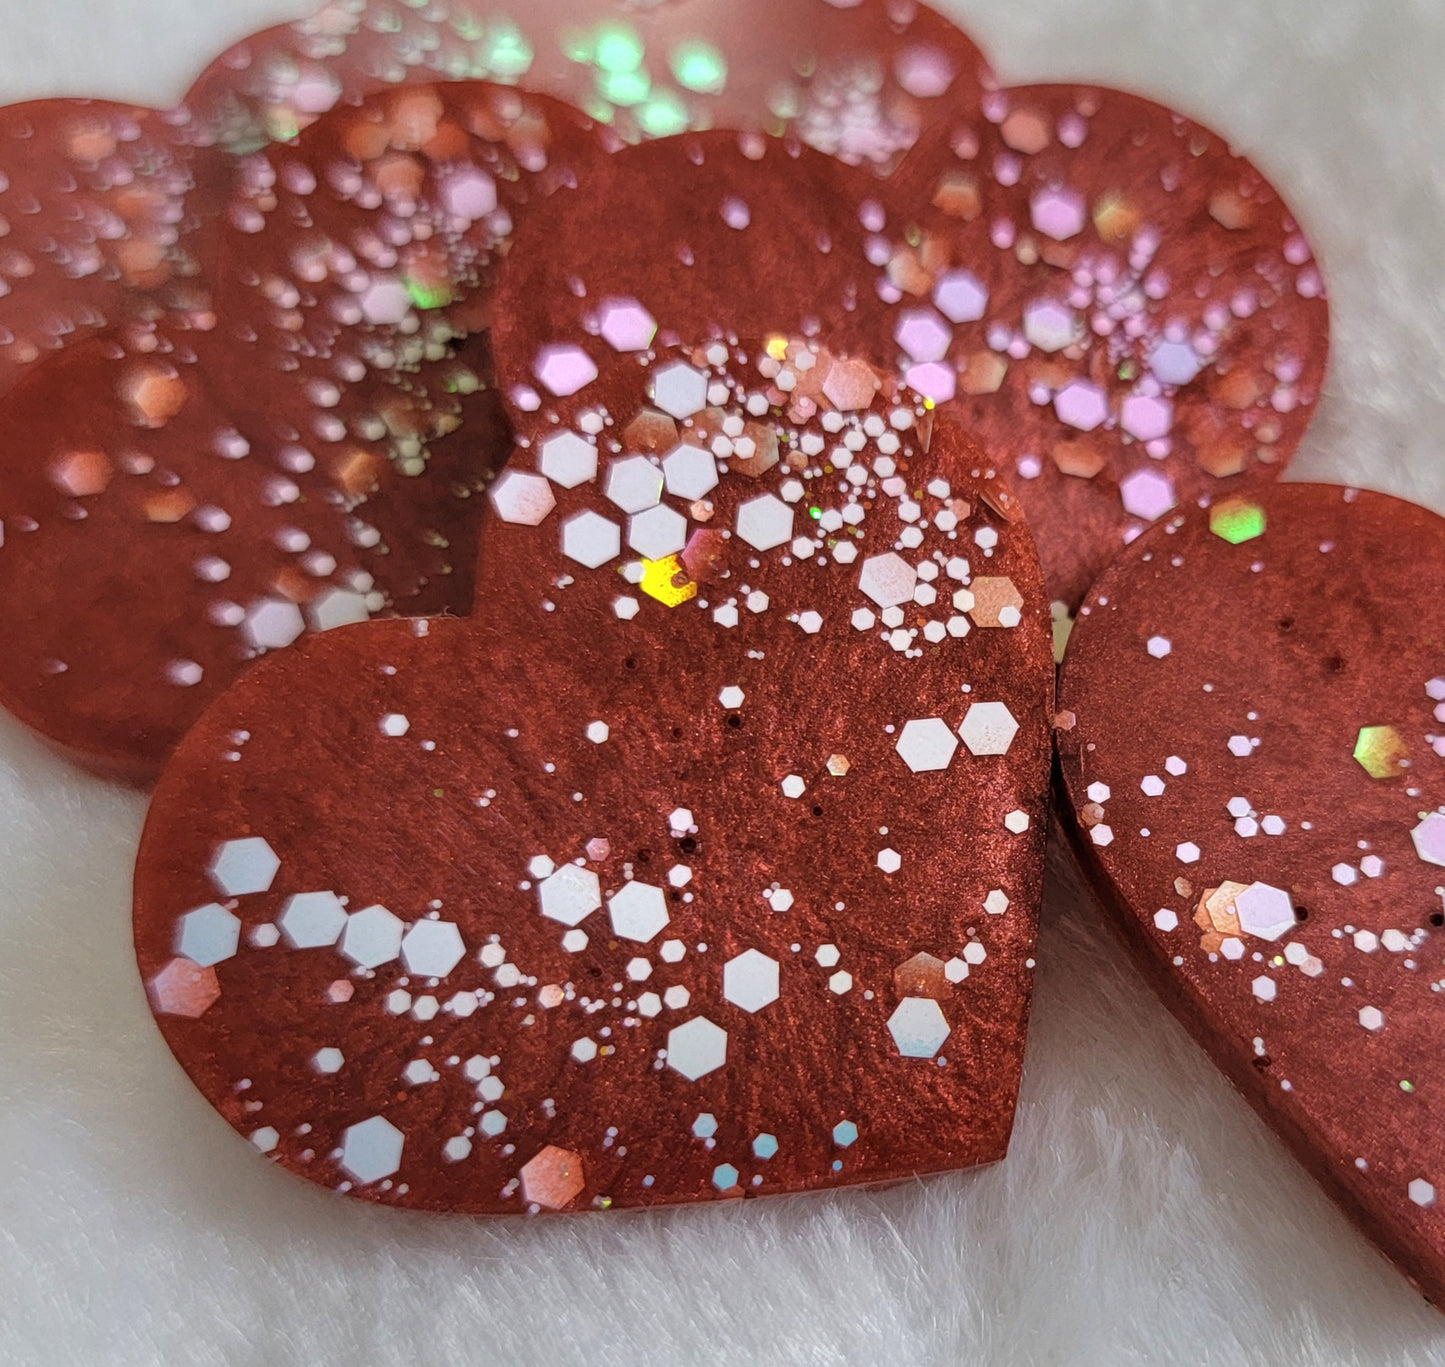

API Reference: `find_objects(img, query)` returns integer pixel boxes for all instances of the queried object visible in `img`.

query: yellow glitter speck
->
[638,555,696,607]
[826,754,851,777]
[765,336,789,361]
[1354,725,1409,779]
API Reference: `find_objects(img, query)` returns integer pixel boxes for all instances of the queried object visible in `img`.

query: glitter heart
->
[0,5,1326,777]
[1058,483,1445,1302]
[496,89,1328,617]
[134,338,1053,1211]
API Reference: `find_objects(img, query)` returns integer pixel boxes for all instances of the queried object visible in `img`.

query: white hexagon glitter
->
[208,837,279,897]
[561,510,622,569]
[277,891,347,950]
[722,949,780,1013]
[888,998,951,1058]
[958,702,1019,756]
[895,718,958,773]
[666,1016,728,1080]
[339,1115,405,1184]
[607,881,670,943]
[489,469,556,526]
[735,494,794,552]
[176,903,241,968]
[538,865,601,927]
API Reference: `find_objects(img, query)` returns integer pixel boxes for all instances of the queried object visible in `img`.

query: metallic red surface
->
[134,339,1055,1212]
[0,85,603,780]
[1057,484,1445,1305]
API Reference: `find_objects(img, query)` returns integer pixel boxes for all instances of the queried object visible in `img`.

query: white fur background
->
[1,1,1444,1363]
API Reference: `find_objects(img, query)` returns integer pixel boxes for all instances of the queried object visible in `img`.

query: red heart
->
[0,84,604,780]
[1057,483,1445,1302]
[495,89,1329,615]
[134,334,1054,1211]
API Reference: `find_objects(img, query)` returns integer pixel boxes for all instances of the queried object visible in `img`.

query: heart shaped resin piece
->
[886,85,1329,612]
[1058,483,1445,1301]
[0,86,607,780]
[134,339,1054,1211]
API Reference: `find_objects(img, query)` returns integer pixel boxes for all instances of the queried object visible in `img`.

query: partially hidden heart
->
[1057,483,1445,1303]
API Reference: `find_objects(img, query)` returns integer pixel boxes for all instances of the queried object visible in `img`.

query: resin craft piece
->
[0,86,607,780]
[0,0,989,390]
[135,338,1054,1212]
[881,85,1329,614]
[496,92,1329,618]
[1057,484,1445,1303]
[178,0,990,172]
[0,99,206,395]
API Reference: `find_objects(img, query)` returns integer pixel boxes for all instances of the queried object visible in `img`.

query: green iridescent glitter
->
[483,21,533,78]
[637,91,690,137]
[1354,725,1409,779]
[599,67,651,107]
[406,279,452,311]
[594,22,644,73]
[671,40,727,94]
[1209,497,1267,544]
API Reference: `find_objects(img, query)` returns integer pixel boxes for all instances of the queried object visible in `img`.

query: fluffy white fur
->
[2,1,1445,1361]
